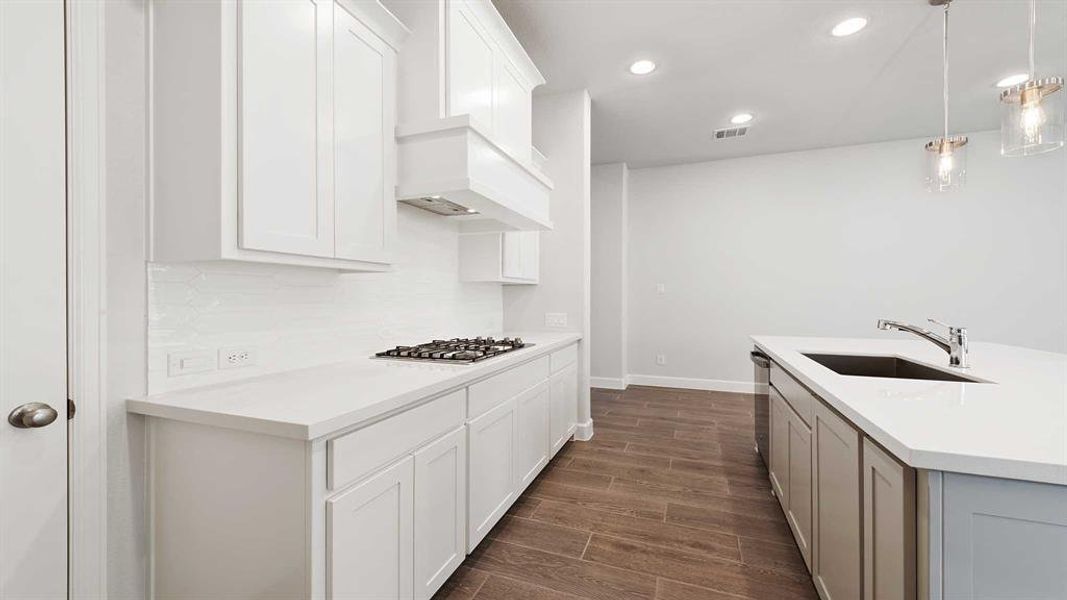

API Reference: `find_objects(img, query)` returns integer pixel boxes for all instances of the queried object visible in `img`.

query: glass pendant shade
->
[1000,77,1065,156]
[925,136,967,192]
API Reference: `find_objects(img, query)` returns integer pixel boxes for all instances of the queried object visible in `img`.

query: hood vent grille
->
[399,196,477,216]
[713,126,749,140]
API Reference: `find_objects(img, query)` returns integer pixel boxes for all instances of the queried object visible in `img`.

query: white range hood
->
[396,115,553,231]
[386,0,553,231]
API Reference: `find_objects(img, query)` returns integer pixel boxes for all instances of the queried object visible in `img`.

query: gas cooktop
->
[373,337,530,364]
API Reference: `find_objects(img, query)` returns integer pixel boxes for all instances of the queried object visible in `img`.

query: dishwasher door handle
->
[750,351,770,368]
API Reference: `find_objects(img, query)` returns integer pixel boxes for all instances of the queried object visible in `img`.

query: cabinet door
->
[467,397,516,551]
[447,1,494,128]
[239,0,335,258]
[812,400,862,600]
[515,382,550,491]
[863,439,916,600]
[942,473,1067,599]
[501,232,523,280]
[769,388,790,507]
[501,231,538,282]
[492,55,531,159]
[414,428,466,600]
[333,3,396,264]
[549,363,578,456]
[786,409,813,572]
[327,456,414,599]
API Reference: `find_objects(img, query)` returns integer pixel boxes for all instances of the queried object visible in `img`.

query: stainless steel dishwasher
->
[750,349,770,468]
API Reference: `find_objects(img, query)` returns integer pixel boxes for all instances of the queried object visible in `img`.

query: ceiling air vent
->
[713,126,749,140]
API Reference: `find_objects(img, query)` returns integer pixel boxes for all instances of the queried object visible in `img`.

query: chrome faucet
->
[877,318,969,368]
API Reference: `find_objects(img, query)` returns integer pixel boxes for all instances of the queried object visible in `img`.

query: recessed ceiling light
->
[629,60,656,75]
[730,113,754,125]
[995,73,1030,88]
[831,17,868,37]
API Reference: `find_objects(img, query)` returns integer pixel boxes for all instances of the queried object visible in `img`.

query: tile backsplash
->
[148,205,503,393]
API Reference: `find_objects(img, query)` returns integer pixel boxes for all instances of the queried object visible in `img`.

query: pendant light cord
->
[943,2,950,139]
[1028,0,1037,77]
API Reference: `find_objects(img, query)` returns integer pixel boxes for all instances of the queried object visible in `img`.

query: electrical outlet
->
[656,353,667,366]
[219,346,257,369]
[656,283,666,294]
[168,350,216,377]
[545,312,568,328]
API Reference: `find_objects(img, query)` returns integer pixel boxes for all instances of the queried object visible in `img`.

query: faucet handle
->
[928,318,965,334]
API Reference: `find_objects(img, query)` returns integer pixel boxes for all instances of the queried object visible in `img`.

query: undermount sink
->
[802,353,985,383]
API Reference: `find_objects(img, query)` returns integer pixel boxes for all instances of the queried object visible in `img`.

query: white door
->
[239,0,335,257]
[327,456,415,599]
[413,427,466,600]
[466,398,516,551]
[0,1,68,597]
[333,4,395,264]
[514,382,549,490]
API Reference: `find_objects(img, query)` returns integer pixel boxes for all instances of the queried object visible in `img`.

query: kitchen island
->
[752,336,1067,600]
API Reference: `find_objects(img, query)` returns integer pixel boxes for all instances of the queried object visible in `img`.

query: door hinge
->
[67,398,76,420]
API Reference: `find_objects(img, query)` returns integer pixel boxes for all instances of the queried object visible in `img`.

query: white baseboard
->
[574,419,594,441]
[590,376,627,390]
[625,374,762,394]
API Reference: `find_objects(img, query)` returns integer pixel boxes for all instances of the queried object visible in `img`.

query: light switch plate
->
[545,312,568,328]
[167,350,216,377]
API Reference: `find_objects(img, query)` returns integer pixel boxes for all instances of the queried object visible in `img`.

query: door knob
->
[8,402,59,429]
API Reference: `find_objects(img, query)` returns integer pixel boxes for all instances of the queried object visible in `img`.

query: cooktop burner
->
[374,337,530,364]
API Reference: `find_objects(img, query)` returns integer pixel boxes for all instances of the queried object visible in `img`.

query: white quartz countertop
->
[128,331,581,440]
[752,336,1067,485]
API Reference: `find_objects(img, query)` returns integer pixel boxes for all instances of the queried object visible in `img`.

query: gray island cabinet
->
[755,336,1067,600]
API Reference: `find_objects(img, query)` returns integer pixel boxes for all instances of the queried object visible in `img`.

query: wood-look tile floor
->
[433,386,819,600]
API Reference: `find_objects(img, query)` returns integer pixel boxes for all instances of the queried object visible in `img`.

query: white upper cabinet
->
[492,56,533,160]
[447,2,496,129]
[239,0,335,258]
[151,0,408,271]
[459,231,539,284]
[385,0,553,231]
[333,4,397,264]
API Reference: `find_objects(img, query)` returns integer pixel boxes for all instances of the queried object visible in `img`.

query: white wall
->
[148,205,503,393]
[105,1,148,596]
[590,163,628,388]
[504,90,593,434]
[625,130,1067,389]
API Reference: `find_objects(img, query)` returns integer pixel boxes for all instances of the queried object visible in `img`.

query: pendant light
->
[999,0,1064,156]
[925,0,966,193]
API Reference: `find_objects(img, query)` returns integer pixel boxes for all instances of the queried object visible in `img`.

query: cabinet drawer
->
[468,356,550,419]
[770,360,814,426]
[550,344,577,373]
[329,389,465,491]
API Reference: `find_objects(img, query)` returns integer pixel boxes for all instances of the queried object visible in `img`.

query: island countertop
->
[752,336,1067,485]
[127,331,581,440]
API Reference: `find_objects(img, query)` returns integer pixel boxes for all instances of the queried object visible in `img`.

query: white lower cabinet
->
[812,398,862,600]
[862,438,915,600]
[327,456,415,600]
[549,362,578,455]
[144,342,581,600]
[515,382,550,490]
[769,387,812,570]
[414,427,467,600]
[769,388,790,503]
[466,397,517,551]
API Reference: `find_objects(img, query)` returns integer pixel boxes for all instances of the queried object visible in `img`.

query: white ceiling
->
[493,0,1067,168]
